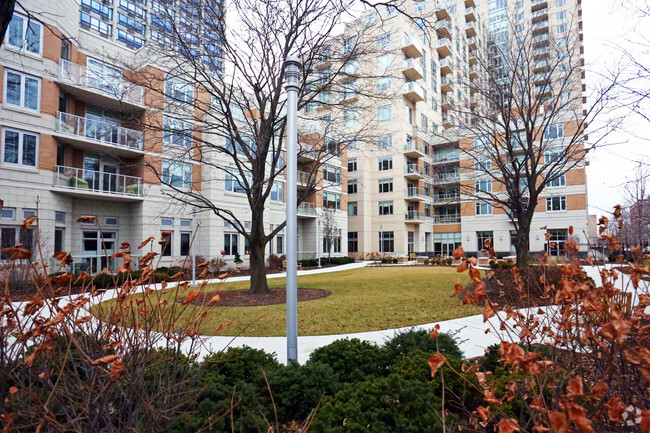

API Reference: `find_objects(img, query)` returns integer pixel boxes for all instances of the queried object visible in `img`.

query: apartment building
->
[0,0,346,273]
[307,0,588,258]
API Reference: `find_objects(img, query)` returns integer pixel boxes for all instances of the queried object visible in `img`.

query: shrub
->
[267,253,285,270]
[383,329,463,360]
[423,258,430,265]
[392,258,398,264]
[307,338,388,383]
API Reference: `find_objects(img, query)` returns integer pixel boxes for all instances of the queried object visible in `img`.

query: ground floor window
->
[1,226,35,259]
[180,232,191,256]
[54,227,64,253]
[433,232,461,256]
[161,231,172,257]
[276,234,284,255]
[379,231,394,253]
[546,228,568,256]
[224,232,238,255]
[408,231,414,255]
[476,231,493,253]
[348,232,358,253]
[323,232,342,254]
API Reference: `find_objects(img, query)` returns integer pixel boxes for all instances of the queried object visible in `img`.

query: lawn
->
[91,266,478,337]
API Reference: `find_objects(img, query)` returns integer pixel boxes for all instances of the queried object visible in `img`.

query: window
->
[161,232,172,256]
[544,123,564,140]
[4,69,40,111]
[476,231,493,251]
[343,36,357,54]
[179,232,191,256]
[270,181,284,201]
[379,231,394,252]
[348,232,358,252]
[414,1,426,12]
[560,90,571,101]
[162,160,192,189]
[556,0,566,6]
[377,77,391,92]
[377,53,392,69]
[548,174,566,187]
[378,156,393,171]
[7,13,42,55]
[276,234,284,255]
[376,32,391,48]
[344,108,358,126]
[557,23,568,33]
[476,202,493,215]
[105,217,118,226]
[474,135,490,149]
[514,1,523,9]
[224,233,238,255]
[415,18,426,31]
[1,226,35,259]
[117,29,144,48]
[474,158,491,171]
[1,208,15,220]
[323,192,341,210]
[546,196,567,211]
[54,227,64,253]
[2,128,37,168]
[348,201,358,216]
[365,12,377,26]
[323,231,342,254]
[225,172,251,194]
[377,105,392,124]
[161,218,174,226]
[119,0,146,19]
[557,11,567,20]
[165,75,194,104]
[117,13,146,35]
[323,164,341,184]
[348,158,357,172]
[378,178,393,193]
[475,179,492,193]
[348,179,357,194]
[377,134,392,150]
[163,116,193,147]
[79,11,112,37]
[420,114,428,132]
[54,211,65,223]
[545,147,563,163]
[347,138,358,150]
[379,201,393,215]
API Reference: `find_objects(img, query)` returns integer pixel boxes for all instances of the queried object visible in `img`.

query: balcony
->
[465,0,476,7]
[469,64,479,79]
[405,164,425,179]
[434,214,461,224]
[401,35,424,58]
[297,202,317,217]
[441,95,454,110]
[431,172,460,184]
[435,6,450,20]
[432,153,459,165]
[436,38,452,57]
[469,52,478,65]
[435,19,451,38]
[404,141,427,158]
[405,187,428,201]
[53,112,144,157]
[297,170,314,188]
[55,59,145,113]
[465,21,477,37]
[468,36,478,50]
[298,143,318,162]
[531,0,548,12]
[442,114,456,129]
[532,8,549,22]
[465,7,476,22]
[52,165,143,201]
[441,76,454,93]
[402,58,425,81]
[405,210,428,223]
[439,57,453,75]
[402,82,425,102]
[532,20,549,34]
[432,194,460,205]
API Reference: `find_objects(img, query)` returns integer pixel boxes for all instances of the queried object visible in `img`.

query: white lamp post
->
[191,207,197,287]
[284,55,301,364]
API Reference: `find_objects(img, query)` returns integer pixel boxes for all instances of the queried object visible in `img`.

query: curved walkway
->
[12,262,646,365]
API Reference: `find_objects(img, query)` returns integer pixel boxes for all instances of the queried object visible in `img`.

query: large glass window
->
[376,32,391,48]
[161,231,172,256]
[546,196,567,211]
[323,164,341,184]
[79,11,112,37]
[476,231,493,252]
[379,231,394,253]
[163,116,193,147]
[348,179,357,194]
[165,74,194,104]
[348,158,357,172]
[475,202,493,215]
[378,156,392,171]
[224,233,238,255]
[4,69,40,111]
[378,178,393,193]
[377,105,392,123]
[348,201,358,216]
[7,12,42,55]
[544,123,564,140]
[376,53,392,69]
[2,128,37,168]
[270,181,284,201]
[378,201,393,215]
[475,179,492,193]
[180,232,191,256]
[377,77,391,92]
[378,134,392,149]
[348,232,358,252]
[162,160,192,189]
[322,192,341,210]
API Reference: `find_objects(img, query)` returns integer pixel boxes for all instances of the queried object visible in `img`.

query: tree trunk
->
[1,0,17,45]
[515,218,531,268]
[249,239,269,293]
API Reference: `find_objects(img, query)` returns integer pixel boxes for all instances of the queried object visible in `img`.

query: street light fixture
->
[284,55,301,364]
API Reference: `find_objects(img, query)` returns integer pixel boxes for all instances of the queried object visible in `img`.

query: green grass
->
[92,267,478,337]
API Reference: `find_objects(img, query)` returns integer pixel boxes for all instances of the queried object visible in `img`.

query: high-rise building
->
[307,0,588,259]
[0,0,347,273]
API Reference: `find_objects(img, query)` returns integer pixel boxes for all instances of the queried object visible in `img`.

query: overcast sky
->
[582,0,650,216]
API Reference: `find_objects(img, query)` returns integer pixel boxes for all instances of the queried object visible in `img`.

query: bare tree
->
[0,0,16,41]
[617,161,650,249]
[320,208,339,261]
[120,0,413,293]
[434,10,617,267]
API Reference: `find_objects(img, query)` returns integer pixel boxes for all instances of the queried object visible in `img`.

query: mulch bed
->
[179,287,332,307]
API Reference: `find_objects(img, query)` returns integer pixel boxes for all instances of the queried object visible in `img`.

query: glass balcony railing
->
[56,112,143,151]
[53,165,143,197]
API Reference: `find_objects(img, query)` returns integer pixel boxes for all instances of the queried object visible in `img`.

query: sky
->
[582,0,650,216]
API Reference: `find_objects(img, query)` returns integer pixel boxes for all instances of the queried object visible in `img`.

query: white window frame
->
[6,12,43,56]
[161,218,174,226]
[546,196,567,211]
[475,202,493,215]
[163,116,193,147]
[547,174,566,188]
[376,53,392,70]
[1,208,16,220]
[1,127,39,169]
[4,69,41,112]
[475,179,492,193]
[378,178,393,193]
[377,77,391,92]
[378,201,394,215]
[377,105,392,124]
[162,160,193,189]
[164,74,194,104]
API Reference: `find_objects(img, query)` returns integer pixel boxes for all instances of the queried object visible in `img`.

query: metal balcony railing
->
[53,165,143,196]
[432,194,460,204]
[434,214,461,224]
[56,112,143,151]
[58,59,145,105]
[406,164,426,177]
[405,210,427,222]
[406,187,428,200]
[404,141,427,155]
[431,172,460,183]
[297,202,317,216]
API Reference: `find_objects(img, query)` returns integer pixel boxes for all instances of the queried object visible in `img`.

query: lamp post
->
[317,219,321,268]
[284,55,301,364]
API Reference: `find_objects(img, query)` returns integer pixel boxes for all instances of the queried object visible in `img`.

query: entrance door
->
[83,153,119,193]
[546,229,568,257]
[80,230,117,273]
